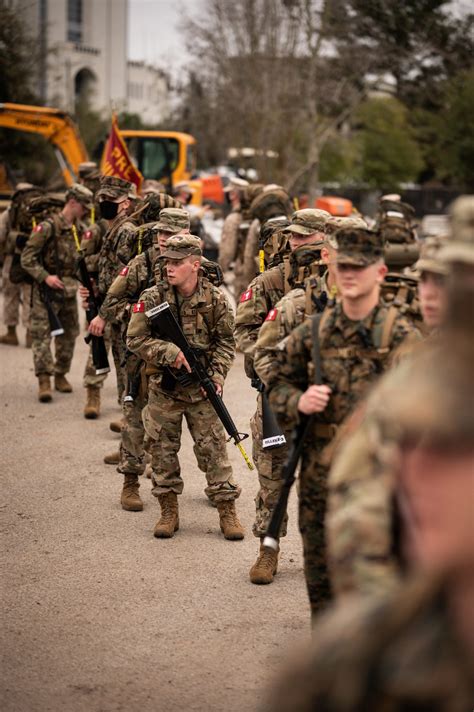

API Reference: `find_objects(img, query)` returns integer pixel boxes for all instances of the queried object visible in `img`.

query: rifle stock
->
[146,301,254,470]
[40,284,64,337]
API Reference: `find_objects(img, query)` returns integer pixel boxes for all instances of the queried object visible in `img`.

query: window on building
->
[67,0,82,43]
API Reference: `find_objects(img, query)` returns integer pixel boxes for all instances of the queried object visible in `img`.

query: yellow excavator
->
[0,102,198,192]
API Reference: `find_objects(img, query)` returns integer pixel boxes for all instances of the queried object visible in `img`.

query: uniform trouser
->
[2,257,31,328]
[82,321,126,403]
[117,363,150,477]
[299,449,332,620]
[30,288,79,377]
[250,393,291,538]
[142,380,241,504]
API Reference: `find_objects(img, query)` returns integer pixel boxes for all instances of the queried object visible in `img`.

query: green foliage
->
[435,70,474,188]
[319,137,358,183]
[354,97,424,187]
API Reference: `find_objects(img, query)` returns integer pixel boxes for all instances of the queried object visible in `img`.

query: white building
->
[9,0,169,123]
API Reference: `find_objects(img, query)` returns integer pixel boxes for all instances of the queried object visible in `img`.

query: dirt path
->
[0,310,309,712]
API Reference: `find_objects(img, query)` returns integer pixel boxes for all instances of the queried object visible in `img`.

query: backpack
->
[377,199,416,244]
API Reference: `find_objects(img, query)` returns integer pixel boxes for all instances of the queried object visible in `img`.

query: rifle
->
[146,301,254,470]
[263,313,323,551]
[75,250,110,375]
[39,284,64,337]
[251,377,286,449]
[123,353,143,403]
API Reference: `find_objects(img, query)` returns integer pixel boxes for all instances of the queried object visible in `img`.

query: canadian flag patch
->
[265,308,278,322]
[119,266,129,277]
[240,288,253,303]
[133,301,145,313]
[84,230,93,240]
[34,224,43,232]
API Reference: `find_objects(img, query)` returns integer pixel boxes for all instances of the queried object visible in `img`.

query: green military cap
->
[440,196,474,265]
[78,161,98,177]
[66,183,93,208]
[154,208,190,233]
[284,209,331,236]
[414,235,449,276]
[161,234,202,260]
[97,175,137,201]
[326,215,368,248]
[336,227,384,266]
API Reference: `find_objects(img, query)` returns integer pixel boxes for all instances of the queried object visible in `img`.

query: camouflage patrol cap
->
[66,183,93,208]
[414,236,449,276]
[336,227,384,266]
[142,179,166,195]
[223,176,249,193]
[14,182,35,192]
[154,208,190,233]
[161,234,202,260]
[78,161,98,178]
[260,216,291,243]
[326,215,368,248]
[97,175,137,201]
[440,196,474,265]
[284,209,331,236]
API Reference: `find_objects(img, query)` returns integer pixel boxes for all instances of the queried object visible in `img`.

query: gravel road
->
[0,309,309,712]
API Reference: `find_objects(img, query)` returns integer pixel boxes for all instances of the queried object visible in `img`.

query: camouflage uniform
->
[267,228,419,616]
[266,573,474,712]
[218,209,243,273]
[0,207,32,331]
[127,238,239,505]
[20,203,88,376]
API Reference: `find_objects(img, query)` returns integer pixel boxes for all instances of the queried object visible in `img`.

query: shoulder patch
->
[240,288,253,303]
[133,301,145,313]
[84,230,93,239]
[119,266,129,277]
[34,224,43,233]
[265,308,278,322]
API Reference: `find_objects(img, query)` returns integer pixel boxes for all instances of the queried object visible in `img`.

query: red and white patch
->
[84,230,93,240]
[34,224,43,232]
[265,308,278,322]
[119,266,129,277]
[132,301,145,313]
[240,288,253,303]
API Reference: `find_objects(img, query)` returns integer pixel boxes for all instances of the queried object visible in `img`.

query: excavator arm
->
[0,103,88,186]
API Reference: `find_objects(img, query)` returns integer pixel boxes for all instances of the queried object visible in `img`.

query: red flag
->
[100,113,143,193]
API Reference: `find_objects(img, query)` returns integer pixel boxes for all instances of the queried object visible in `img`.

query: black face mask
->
[99,200,119,220]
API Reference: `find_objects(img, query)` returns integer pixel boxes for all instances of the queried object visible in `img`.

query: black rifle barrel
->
[40,284,64,337]
[76,253,110,375]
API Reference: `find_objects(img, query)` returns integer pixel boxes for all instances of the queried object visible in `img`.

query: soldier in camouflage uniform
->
[97,209,190,511]
[248,216,366,584]
[20,184,93,402]
[218,176,249,273]
[127,235,244,540]
[267,227,420,619]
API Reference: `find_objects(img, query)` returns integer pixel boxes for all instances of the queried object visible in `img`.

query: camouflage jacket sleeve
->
[207,289,236,385]
[126,288,182,366]
[218,211,241,272]
[115,221,141,266]
[20,221,54,283]
[80,222,104,274]
[254,288,306,385]
[266,318,312,428]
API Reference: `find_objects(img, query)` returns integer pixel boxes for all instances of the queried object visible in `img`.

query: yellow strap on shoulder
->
[90,206,95,225]
[138,228,143,255]
[32,217,37,228]
[259,249,265,273]
[293,196,299,210]
[71,224,81,252]
[236,441,254,470]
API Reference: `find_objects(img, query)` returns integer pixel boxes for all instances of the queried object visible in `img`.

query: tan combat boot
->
[109,418,125,433]
[249,541,279,584]
[153,492,179,538]
[120,475,144,512]
[38,374,52,403]
[217,500,245,540]
[25,330,32,348]
[54,374,73,393]
[0,326,19,346]
[84,386,100,419]
[104,451,120,465]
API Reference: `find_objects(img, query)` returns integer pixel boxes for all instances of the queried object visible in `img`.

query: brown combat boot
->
[104,450,120,465]
[54,374,73,393]
[249,542,279,584]
[84,386,100,419]
[0,326,19,346]
[25,330,32,348]
[153,492,179,538]
[109,418,125,433]
[217,500,245,540]
[120,475,144,512]
[38,374,52,402]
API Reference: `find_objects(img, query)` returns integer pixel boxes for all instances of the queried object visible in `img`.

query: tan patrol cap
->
[154,208,190,234]
[97,175,137,201]
[440,196,474,265]
[78,161,98,177]
[326,215,368,248]
[66,183,93,208]
[223,176,249,192]
[284,209,331,236]
[414,235,449,275]
[161,234,202,260]
[336,227,384,266]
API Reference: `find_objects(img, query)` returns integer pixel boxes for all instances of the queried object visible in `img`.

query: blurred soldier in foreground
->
[21,184,93,402]
[127,235,244,540]
[267,227,420,618]
[265,206,474,708]
[218,176,249,274]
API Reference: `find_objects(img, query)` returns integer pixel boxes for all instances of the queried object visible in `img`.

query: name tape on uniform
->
[263,434,287,449]
[146,302,171,318]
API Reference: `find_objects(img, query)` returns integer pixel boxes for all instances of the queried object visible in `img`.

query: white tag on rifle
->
[263,434,287,449]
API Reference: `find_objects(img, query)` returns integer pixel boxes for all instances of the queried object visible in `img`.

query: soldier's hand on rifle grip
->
[171,351,191,373]
[89,314,106,336]
[45,274,64,290]
[298,384,332,415]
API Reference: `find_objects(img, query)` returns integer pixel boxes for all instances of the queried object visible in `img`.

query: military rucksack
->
[250,187,293,224]
[381,272,422,326]
[377,199,416,244]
